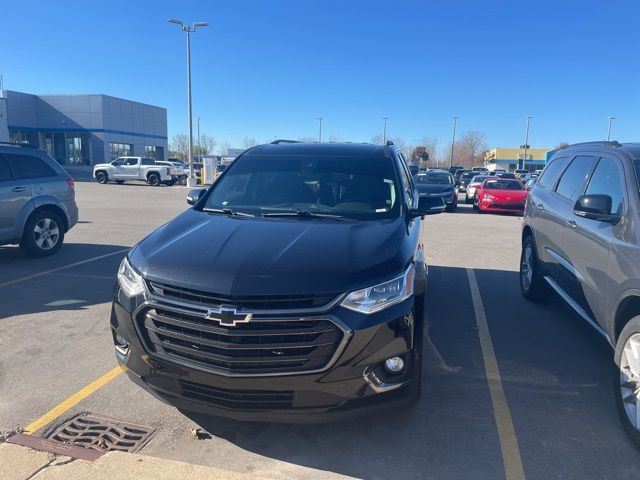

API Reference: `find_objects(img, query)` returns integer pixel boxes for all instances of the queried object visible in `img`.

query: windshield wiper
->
[202,207,255,217]
[262,210,349,220]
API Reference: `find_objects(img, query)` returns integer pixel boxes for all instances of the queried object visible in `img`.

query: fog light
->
[384,356,405,374]
[115,334,129,356]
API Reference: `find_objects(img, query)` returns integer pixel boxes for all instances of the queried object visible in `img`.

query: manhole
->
[47,414,155,453]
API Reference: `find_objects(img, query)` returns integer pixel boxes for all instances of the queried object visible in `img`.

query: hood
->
[485,188,528,199]
[416,183,454,195]
[129,209,410,296]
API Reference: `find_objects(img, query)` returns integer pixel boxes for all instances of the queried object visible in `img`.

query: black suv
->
[110,141,444,421]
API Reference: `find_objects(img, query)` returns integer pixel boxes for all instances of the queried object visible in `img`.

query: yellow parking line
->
[0,249,129,288]
[466,268,526,480]
[23,365,126,435]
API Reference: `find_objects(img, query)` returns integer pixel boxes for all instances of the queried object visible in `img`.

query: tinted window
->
[461,172,476,180]
[0,157,12,182]
[537,156,568,188]
[585,157,625,215]
[205,154,400,220]
[141,158,155,166]
[416,172,453,185]
[555,156,597,201]
[4,153,56,180]
[125,158,139,166]
[397,154,414,206]
[483,180,524,190]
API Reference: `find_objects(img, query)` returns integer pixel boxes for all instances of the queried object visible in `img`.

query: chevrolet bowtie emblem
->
[204,306,253,327]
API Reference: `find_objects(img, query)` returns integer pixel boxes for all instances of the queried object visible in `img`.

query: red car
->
[474,178,527,214]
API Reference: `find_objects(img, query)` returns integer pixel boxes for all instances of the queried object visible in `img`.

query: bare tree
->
[328,133,343,142]
[370,135,412,157]
[170,134,189,158]
[418,136,440,167]
[457,131,488,168]
[242,137,257,148]
[554,141,569,150]
[199,134,216,156]
[216,142,231,156]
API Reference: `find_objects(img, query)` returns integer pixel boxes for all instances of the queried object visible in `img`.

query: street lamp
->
[197,116,201,161]
[317,117,323,142]
[607,116,616,141]
[382,117,389,143]
[522,116,532,171]
[449,116,458,169]
[168,18,208,187]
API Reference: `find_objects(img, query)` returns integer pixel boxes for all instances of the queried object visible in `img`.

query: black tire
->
[20,209,65,257]
[115,180,125,184]
[165,180,175,186]
[472,197,479,210]
[520,234,550,301]
[614,316,640,448]
[95,171,108,184]
[147,173,160,186]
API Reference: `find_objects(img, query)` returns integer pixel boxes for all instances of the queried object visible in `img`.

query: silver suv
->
[521,141,640,445]
[0,143,78,256]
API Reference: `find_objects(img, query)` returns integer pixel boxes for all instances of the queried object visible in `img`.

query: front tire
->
[20,210,65,257]
[520,235,550,301]
[95,171,108,184]
[147,173,160,186]
[614,317,640,448]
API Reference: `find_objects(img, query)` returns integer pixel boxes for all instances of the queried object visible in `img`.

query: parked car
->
[474,178,527,214]
[0,142,78,256]
[521,173,539,184]
[457,171,478,193]
[110,141,445,422]
[156,160,187,185]
[491,171,517,179]
[408,164,419,176]
[415,170,458,212]
[524,178,537,191]
[93,157,173,186]
[464,175,491,204]
[520,141,640,446]
[453,169,470,182]
[472,166,489,173]
[449,165,463,175]
[514,169,529,179]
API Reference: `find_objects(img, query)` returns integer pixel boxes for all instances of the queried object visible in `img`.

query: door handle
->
[536,203,544,211]
[567,220,577,230]
[11,186,28,193]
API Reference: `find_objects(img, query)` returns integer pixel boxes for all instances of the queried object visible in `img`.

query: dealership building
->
[484,147,550,172]
[0,90,168,166]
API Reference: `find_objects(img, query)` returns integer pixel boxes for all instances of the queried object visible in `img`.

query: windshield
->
[204,154,401,220]
[471,176,488,183]
[483,180,524,190]
[416,172,452,185]
[461,172,476,181]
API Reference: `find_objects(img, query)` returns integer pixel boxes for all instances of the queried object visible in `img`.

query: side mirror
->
[187,188,206,205]
[574,194,620,223]
[410,195,446,218]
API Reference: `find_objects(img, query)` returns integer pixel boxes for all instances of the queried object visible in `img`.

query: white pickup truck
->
[93,157,173,186]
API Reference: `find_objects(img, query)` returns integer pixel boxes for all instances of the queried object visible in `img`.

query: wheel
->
[520,234,550,301]
[473,197,479,210]
[115,180,125,184]
[20,210,65,257]
[147,173,160,186]
[95,171,108,184]
[614,316,640,448]
[406,297,424,404]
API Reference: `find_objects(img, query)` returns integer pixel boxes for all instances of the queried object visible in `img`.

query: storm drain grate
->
[47,414,156,453]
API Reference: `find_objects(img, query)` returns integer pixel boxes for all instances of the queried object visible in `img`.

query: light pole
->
[607,116,616,141]
[522,116,532,171]
[168,18,208,187]
[382,117,389,143]
[197,116,201,161]
[449,116,458,169]
[317,117,323,142]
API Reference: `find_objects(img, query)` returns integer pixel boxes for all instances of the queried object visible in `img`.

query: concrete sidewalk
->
[0,443,276,480]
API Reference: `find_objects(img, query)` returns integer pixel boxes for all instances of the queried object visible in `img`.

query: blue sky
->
[2,0,639,152]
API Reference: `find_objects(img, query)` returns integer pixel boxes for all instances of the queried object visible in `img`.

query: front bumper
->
[110,286,421,422]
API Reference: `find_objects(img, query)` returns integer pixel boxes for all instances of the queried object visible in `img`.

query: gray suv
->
[521,141,640,445]
[0,143,78,256]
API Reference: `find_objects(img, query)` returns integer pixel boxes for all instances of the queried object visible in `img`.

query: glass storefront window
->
[144,145,164,160]
[110,143,133,160]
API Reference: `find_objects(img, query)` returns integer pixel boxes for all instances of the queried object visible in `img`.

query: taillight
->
[66,178,75,190]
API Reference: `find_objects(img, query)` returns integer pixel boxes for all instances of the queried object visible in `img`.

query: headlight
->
[468,186,476,193]
[341,265,414,314]
[484,194,495,201]
[118,257,145,297]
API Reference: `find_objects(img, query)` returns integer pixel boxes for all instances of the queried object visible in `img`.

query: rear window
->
[461,172,476,180]
[416,172,453,185]
[483,180,524,190]
[3,153,56,180]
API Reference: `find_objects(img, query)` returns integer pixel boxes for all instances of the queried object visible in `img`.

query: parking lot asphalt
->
[2,182,640,479]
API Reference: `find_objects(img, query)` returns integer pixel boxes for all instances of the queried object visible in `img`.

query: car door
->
[560,154,627,327]
[121,157,140,179]
[526,156,570,279]
[545,155,598,313]
[0,156,22,241]
[109,158,126,179]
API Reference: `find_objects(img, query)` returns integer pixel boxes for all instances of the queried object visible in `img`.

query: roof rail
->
[568,140,622,148]
[386,140,395,146]
[0,141,38,148]
[270,139,301,145]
